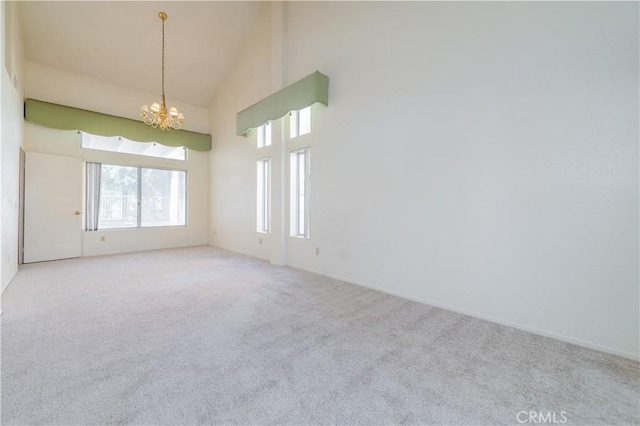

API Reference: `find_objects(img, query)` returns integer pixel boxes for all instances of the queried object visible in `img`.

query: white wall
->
[1,0,25,293]
[209,4,272,260]
[24,122,209,257]
[209,2,639,359]
[25,61,210,134]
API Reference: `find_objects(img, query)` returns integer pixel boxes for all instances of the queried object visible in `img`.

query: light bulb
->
[141,104,149,113]
[150,103,160,113]
[169,107,178,117]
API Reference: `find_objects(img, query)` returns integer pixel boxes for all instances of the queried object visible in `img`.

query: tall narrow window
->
[290,148,310,238]
[290,106,311,138]
[257,158,271,233]
[257,122,272,148]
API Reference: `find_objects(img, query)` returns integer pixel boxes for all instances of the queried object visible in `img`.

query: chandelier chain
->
[140,11,184,131]
[161,14,165,103]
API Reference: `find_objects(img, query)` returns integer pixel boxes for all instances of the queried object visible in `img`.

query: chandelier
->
[141,12,184,131]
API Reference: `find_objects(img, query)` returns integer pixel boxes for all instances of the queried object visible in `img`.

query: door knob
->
[75,211,81,215]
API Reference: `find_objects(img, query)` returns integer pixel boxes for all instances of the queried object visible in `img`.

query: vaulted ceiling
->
[18,1,265,108]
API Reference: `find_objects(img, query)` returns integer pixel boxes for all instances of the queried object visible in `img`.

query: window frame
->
[256,121,272,149]
[256,157,271,233]
[80,131,188,161]
[289,106,311,139]
[290,147,310,238]
[88,163,188,230]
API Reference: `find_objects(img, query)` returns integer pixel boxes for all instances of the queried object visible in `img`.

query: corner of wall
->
[1,0,26,293]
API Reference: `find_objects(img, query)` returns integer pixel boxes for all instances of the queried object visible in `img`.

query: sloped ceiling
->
[18,1,265,107]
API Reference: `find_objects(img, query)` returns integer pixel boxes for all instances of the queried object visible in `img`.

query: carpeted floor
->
[1,246,638,425]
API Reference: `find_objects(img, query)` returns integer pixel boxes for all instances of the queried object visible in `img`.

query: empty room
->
[1,1,638,425]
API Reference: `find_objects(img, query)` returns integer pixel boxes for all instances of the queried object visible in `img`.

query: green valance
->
[24,98,211,151]
[236,71,329,136]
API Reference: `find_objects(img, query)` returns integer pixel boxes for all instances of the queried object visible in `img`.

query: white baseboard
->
[293,265,640,362]
[209,244,639,362]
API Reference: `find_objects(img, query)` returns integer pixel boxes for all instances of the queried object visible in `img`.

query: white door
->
[24,152,83,263]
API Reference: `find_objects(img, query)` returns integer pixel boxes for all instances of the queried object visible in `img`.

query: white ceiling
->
[18,1,265,108]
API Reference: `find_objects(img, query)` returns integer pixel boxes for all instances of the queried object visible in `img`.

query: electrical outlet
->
[259,238,263,245]
[100,236,106,242]
[315,248,320,255]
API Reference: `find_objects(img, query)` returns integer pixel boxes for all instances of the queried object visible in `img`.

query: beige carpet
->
[1,246,638,425]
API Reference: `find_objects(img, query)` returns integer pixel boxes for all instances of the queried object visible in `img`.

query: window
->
[290,106,311,138]
[290,148,310,238]
[257,122,272,148]
[99,165,138,229]
[88,164,186,230]
[141,168,186,227]
[257,158,271,233]
[80,132,186,161]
